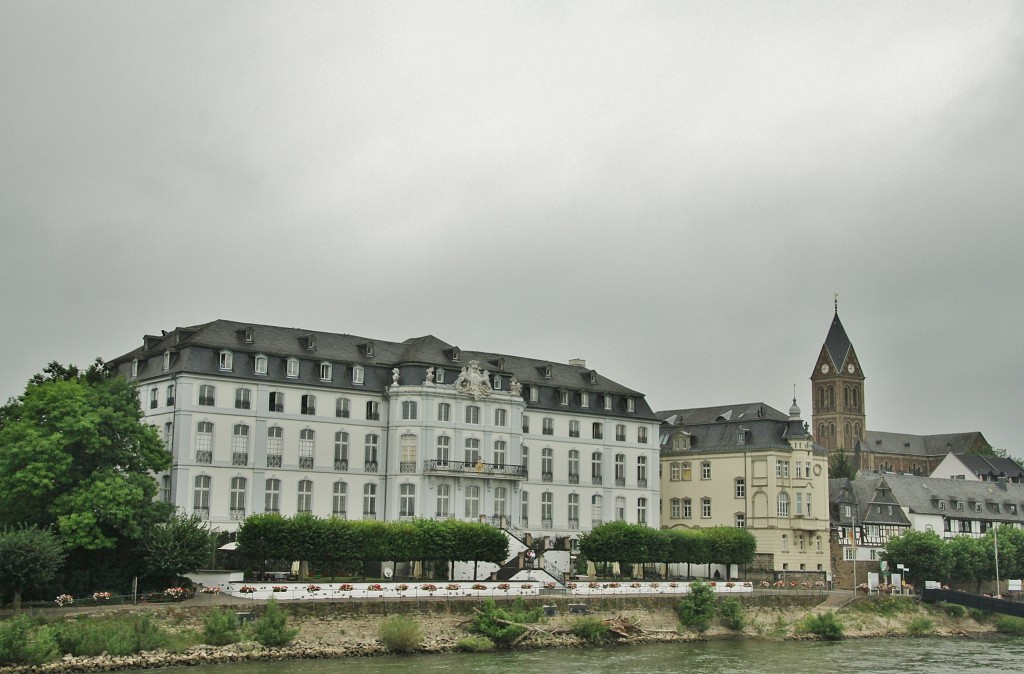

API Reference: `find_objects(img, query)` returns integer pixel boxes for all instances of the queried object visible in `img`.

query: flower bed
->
[224,580,543,600]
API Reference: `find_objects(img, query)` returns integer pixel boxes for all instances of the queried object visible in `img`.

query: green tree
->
[882,530,951,588]
[0,526,65,611]
[578,521,652,571]
[946,535,989,592]
[140,513,218,587]
[0,362,171,548]
[829,449,854,480]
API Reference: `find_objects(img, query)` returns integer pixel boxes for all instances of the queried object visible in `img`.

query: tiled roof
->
[857,431,990,457]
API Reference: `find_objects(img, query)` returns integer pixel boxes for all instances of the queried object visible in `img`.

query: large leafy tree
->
[0,361,172,547]
[0,525,65,611]
[881,530,951,588]
[140,513,218,587]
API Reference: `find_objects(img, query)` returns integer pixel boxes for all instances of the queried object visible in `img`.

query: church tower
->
[810,299,865,451]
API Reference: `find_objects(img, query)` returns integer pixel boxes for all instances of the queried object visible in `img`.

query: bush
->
[248,598,298,647]
[456,636,494,652]
[51,614,176,657]
[571,618,611,645]
[717,598,745,631]
[800,612,844,640]
[378,616,422,652]
[0,615,54,665]
[940,602,967,619]
[676,581,716,633]
[994,616,1024,634]
[906,617,933,635]
[202,608,241,646]
[968,608,990,623]
[468,599,542,648]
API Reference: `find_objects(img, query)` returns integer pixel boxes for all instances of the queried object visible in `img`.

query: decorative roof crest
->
[454,360,491,400]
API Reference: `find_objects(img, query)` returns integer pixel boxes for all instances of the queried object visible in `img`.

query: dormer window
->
[544,365,552,378]
[254,354,268,375]
[131,359,139,378]
[436,368,445,384]
[363,342,375,357]
[589,371,597,384]
[938,500,945,510]
[286,358,299,378]
[737,428,746,445]
[162,351,171,371]
[973,502,982,512]
[955,500,964,511]
[219,350,233,371]
[449,347,460,362]
[493,375,502,390]
[244,328,254,343]
[604,395,613,411]
[559,390,569,406]
[627,398,636,413]
[353,365,365,385]
[530,387,539,403]
[581,392,590,407]
[320,362,332,381]
[495,358,505,370]
[305,335,317,351]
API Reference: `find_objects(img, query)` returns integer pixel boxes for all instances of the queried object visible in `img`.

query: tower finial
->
[834,292,839,314]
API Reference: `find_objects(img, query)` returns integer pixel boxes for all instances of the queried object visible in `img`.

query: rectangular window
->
[466,405,480,424]
[530,387,539,402]
[286,358,299,378]
[402,401,418,420]
[735,513,745,528]
[735,478,745,498]
[399,483,416,517]
[559,390,569,405]
[795,462,803,478]
[701,462,711,480]
[255,355,267,374]
[265,478,280,513]
[465,485,480,518]
[438,403,450,422]
[701,498,711,518]
[568,494,580,528]
[569,420,580,438]
[198,384,216,407]
[581,392,589,407]
[219,351,233,371]
[615,424,626,442]
[638,427,648,444]
[683,499,692,518]
[366,401,380,420]
[494,408,507,426]
[269,392,284,413]
[796,492,804,516]
[301,394,316,415]
[336,397,350,418]
[333,482,347,517]
[320,362,332,381]
[436,484,450,517]
[592,422,603,440]
[543,417,554,435]
[353,365,365,384]
[235,388,251,410]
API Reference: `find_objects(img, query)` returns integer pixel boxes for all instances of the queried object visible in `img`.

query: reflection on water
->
[163,637,1024,674]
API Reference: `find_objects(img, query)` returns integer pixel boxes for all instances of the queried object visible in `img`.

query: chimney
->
[568,358,586,367]
[998,476,1008,490]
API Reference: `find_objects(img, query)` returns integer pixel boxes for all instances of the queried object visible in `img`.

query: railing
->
[543,428,553,436]
[400,462,417,473]
[334,459,349,471]
[542,472,553,482]
[568,518,580,529]
[615,477,626,487]
[302,406,316,416]
[365,461,379,472]
[267,454,282,468]
[422,459,527,478]
[541,518,553,528]
[194,507,210,519]
[367,412,380,420]
[922,589,1024,618]
[543,560,563,583]
[232,452,249,466]
[616,434,626,442]
[592,518,603,528]
[265,507,280,514]
[568,473,580,484]
[332,511,347,519]
[592,475,603,485]
[270,404,284,413]
[229,508,246,520]
[195,450,212,464]
[236,400,250,410]
[637,478,648,488]
[569,431,579,438]
[166,396,175,406]
[199,397,215,406]
[336,409,350,418]
[298,456,314,469]
[362,511,377,519]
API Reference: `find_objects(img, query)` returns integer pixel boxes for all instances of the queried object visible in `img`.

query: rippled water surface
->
[165,637,1024,674]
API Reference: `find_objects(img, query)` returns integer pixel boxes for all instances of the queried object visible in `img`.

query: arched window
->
[332,482,347,517]
[362,483,377,517]
[777,492,790,517]
[853,387,860,409]
[297,480,312,513]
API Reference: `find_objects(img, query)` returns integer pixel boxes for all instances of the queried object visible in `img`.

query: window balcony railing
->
[199,397,215,406]
[568,473,580,484]
[166,396,175,406]
[637,478,648,488]
[150,400,157,409]
[569,430,580,438]
[232,452,249,466]
[592,475,603,485]
[270,404,284,413]
[362,511,377,519]
[615,477,626,487]
[236,400,250,410]
[334,459,349,471]
[521,517,529,527]
[267,454,282,468]
[365,461,379,472]
[265,507,280,514]
[302,406,316,416]
[194,507,210,520]
[542,472,553,482]
[568,518,580,530]
[367,412,380,421]
[542,428,554,436]
[400,462,417,473]
[421,459,527,479]
[592,518,603,528]
[195,450,212,464]
[337,409,350,418]
[616,434,626,442]
[332,511,347,519]
[541,518,553,528]
[230,508,246,520]
[298,456,314,470]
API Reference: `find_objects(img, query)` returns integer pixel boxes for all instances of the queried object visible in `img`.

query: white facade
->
[116,321,661,541]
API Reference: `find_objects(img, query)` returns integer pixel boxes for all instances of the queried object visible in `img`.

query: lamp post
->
[995,526,1001,597]
[851,505,858,594]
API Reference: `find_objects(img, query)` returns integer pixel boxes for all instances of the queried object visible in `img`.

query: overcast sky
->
[2,2,1022,457]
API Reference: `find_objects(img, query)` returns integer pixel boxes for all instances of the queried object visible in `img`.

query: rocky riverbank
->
[0,595,997,673]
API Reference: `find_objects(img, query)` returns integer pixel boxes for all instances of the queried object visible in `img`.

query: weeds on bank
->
[798,612,844,640]
[468,598,544,648]
[202,608,241,646]
[939,602,967,619]
[456,636,495,652]
[849,597,917,617]
[249,598,298,647]
[571,618,611,645]
[994,616,1024,634]
[906,617,933,635]
[379,616,423,652]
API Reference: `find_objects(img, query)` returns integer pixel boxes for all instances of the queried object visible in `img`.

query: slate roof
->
[657,402,822,455]
[823,311,853,369]
[110,319,658,420]
[953,453,1024,481]
[845,473,1024,525]
[856,431,990,458]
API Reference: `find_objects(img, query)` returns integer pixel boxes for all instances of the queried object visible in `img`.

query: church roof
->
[823,311,853,368]
[856,430,990,458]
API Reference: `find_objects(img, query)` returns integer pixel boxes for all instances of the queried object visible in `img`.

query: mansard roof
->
[952,453,1024,481]
[844,473,1024,524]
[657,402,819,454]
[110,319,657,419]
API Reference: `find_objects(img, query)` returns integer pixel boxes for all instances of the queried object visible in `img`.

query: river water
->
[164,637,1024,674]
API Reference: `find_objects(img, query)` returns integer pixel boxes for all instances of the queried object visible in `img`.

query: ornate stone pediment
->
[454,360,492,400]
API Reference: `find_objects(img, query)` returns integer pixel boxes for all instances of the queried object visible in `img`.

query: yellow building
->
[658,400,830,576]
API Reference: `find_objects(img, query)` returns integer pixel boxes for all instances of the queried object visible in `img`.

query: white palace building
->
[110,320,661,544]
